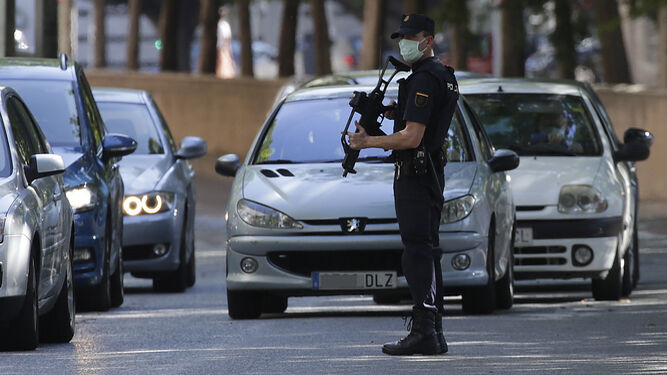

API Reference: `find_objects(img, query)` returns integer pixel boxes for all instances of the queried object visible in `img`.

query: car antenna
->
[59,53,68,71]
[497,85,504,92]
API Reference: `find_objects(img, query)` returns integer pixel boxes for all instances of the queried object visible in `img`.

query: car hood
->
[508,157,602,206]
[118,155,171,194]
[242,162,476,220]
[53,146,95,187]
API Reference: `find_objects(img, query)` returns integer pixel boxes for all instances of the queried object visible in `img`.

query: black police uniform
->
[392,56,459,316]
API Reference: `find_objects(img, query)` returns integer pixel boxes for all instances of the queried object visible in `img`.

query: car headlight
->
[65,185,97,213]
[558,185,607,213]
[441,195,476,224]
[237,199,303,229]
[123,192,175,216]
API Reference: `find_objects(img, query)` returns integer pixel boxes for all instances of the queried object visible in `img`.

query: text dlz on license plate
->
[312,271,397,290]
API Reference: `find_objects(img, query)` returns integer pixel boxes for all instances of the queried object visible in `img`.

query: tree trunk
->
[658,4,667,87]
[127,0,140,70]
[403,0,425,15]
[176,0,199,72]
[448,0,469,71]
[159,0,179,71]
[238,0,254,77]
[500,0,525,77]
[360,0,383,70]
[310,0,331,75]
[278,0,299,77]
[198,0,218,74]
[93,0,106,68]
[36,0,58,57]
[552,0,575,79]
[591,0,631,83]
[58,0,73,56]
[0,0,14,57]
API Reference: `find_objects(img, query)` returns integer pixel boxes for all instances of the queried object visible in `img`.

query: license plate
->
[515,227,533,246]
[312,271,397,290]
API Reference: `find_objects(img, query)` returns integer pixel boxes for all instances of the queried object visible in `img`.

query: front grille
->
[514,246,567,267]
[124,244,170,261]
[267,250,403,277]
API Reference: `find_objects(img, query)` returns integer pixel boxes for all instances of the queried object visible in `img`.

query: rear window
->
[466,94,602,156]
[96,102,164,155]
[2,79,81,148]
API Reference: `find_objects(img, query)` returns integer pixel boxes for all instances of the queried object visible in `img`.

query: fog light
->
[572,245,594,266]
[73,248,93,262]
[451,253,471,270]
[153,243,168,256]
[241,257,258,273]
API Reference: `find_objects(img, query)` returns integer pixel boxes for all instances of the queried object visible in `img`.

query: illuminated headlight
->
[558,185,607,213]
[441,195,476,224]
[237,199,303,229]
[66,186,97,212]
[123,192,174,216]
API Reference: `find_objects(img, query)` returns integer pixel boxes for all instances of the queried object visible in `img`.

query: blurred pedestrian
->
[216,6,236,79]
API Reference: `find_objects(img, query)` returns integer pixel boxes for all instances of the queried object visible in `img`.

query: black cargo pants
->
[393,170,445,313]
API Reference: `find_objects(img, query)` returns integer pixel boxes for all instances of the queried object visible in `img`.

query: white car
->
[462,78,652,300]
[216,84,519,318]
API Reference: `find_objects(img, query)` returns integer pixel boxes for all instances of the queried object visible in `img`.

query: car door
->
[7,96,63,299]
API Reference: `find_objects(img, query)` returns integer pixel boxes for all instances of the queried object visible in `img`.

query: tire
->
[88,225,112,311]
[631,223,640,288]
[372,294,402,305]
[227,289,262,319]
[40,245,76,343]
[592,246,623,301]
[110,249,124,308]
[262,295,288,314]
[3,256,39,350]
[621,241,634,297]
[462,222,497,315]
[153,221,189,293]
[186,226,196,288]
[495,224,515,309]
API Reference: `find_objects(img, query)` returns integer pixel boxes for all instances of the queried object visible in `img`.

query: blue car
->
[0,56,137,311]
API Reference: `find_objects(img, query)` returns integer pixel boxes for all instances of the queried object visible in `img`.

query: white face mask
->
[399,38,426,64]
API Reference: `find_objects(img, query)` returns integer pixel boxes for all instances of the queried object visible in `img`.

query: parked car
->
[92,87,206,292]
[0,56,137,311]
[462,78,652,300]
[0,87,75,350]
[215,83,519,319]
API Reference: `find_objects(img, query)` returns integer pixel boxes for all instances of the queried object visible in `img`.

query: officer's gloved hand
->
[384,100,397,120]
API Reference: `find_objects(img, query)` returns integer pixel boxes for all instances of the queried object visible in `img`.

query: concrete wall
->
[87,72,667,200]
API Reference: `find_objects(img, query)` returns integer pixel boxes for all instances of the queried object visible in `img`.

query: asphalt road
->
[2,176,666,375]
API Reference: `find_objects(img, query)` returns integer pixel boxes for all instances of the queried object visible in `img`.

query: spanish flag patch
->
[415,92,429,108]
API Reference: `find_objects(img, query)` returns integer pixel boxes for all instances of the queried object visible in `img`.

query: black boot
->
[382,307,440,355]
[435,312,448,354]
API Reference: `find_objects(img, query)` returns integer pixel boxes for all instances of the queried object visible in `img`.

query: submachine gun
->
[341,56,410,177]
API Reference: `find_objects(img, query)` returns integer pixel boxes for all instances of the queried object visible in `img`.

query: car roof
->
[284,84,399,103]
[0,57,75,80]
[301,69,490,88]
[459,78,588,96]
[92,87,147,104]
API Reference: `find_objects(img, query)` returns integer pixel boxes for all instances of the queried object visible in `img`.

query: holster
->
[394,147,446,180]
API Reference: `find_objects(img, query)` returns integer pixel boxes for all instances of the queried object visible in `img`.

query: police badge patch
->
[415,92,429,108]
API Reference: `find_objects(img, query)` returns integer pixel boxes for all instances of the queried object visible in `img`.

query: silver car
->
[92,88,207,293]
[0,87,75,350]
[216,84,519,319]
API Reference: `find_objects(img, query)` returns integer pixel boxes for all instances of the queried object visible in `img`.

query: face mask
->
[399,38,426,63]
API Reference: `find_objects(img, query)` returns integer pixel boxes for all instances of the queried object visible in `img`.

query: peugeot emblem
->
[340,217,367,234]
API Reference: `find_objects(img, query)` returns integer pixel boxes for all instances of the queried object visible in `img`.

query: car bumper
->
[72,210,106,287]
[121,211,183,273]
[226,231,490,295]
[513,217,622,279]
[0,234,31,301]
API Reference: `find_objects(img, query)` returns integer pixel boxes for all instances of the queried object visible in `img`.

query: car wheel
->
[40,243,76,343]
[592,243,624,301]
[153,220,189,293]
[262,295,288,314]
[110,248,124,308]
[186,226,196,288]
[495,223,515,310]
[227,289,262,319]
[2,255,39,350]
[631,221,640,288]
[621,240,634,297]
[462,222,497,315]
[372,294,402,305]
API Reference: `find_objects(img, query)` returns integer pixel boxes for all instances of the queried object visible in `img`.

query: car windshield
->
[96,102,164,155]
[253,97,472,164]
[1,79,81,148]
[465,94,602,156]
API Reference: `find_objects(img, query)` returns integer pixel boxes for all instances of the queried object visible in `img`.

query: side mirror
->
[215,154,241,177]
[103,133,137,160]
[624,127,654,147]
[25,154,65,183]
[614,142,650,162]
[488,149,520,172]
[175,136,207,159]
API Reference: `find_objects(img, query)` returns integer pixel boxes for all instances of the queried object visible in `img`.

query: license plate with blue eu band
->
[312,271,397,290]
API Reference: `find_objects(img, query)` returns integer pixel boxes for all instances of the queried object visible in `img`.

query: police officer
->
[346,14,459,356]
